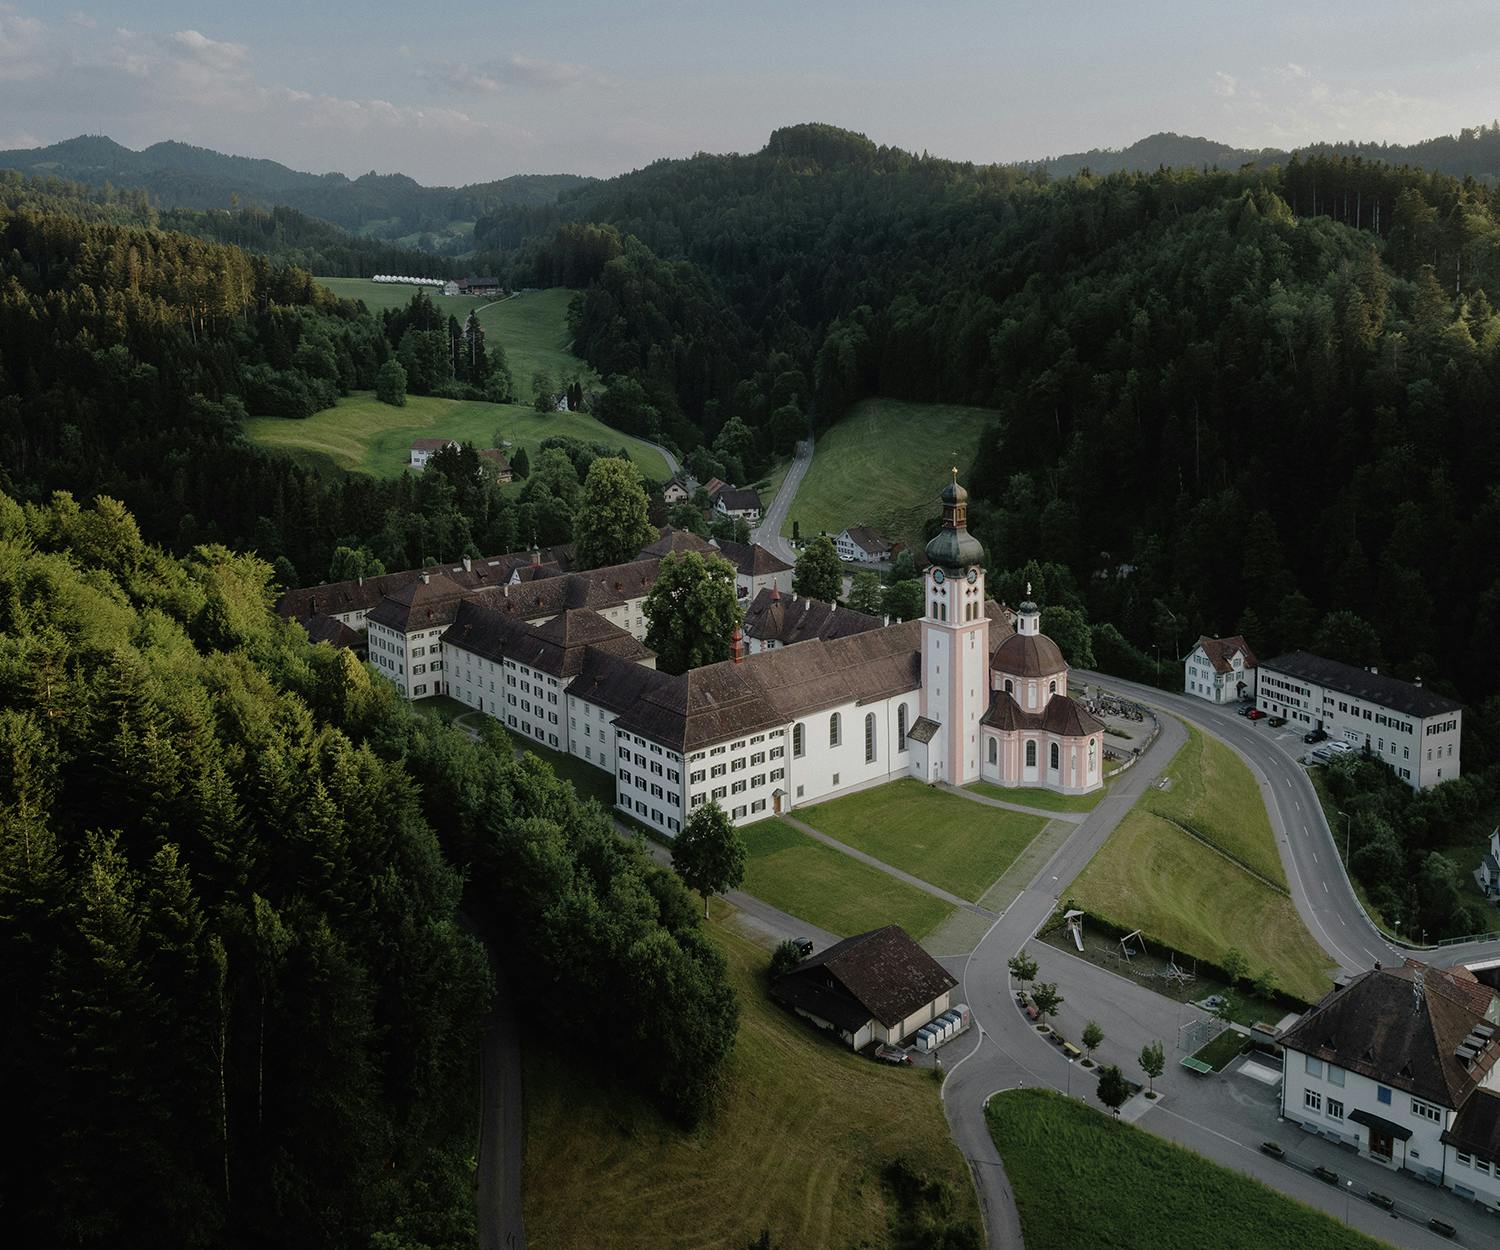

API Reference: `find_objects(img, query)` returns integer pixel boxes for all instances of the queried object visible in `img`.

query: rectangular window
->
[1326,1098,1343,1121]
[731,780,747,795]
[711,764,727,778]
[691,770,706,784]
[1377,1086,1392,1105]
[770,768,785,781]
[752,774,766,789]
[731,758,747,771]
[1411,1098,1442,1123]
[1304,1089,1322,1113]
[751,799,766,813]
[1458,1152,1473,1168]
[712,786,727,801]
[1326,1066,1344,1088]
[1304,1055,1323,1078]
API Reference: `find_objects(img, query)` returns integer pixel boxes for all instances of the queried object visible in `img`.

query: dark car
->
[1268,716,1287,727]
[1304,728,1328,744]
[1238,704,1255,717]
[790,937,814,959]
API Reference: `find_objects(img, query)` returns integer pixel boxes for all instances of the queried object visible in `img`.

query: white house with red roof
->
[1183,635,1258,704]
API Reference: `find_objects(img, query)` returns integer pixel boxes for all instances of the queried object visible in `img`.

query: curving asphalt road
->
[752,438,814,564]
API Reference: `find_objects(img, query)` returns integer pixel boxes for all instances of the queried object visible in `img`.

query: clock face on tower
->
[932,567,945,584]
[966,567,978,584]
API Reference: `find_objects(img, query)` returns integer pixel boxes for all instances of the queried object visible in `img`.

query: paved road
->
[477,965,526,1250]
[752,438,814,564]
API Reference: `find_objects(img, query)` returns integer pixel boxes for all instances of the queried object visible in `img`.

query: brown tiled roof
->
[842,525,890,554]
[1277,961,1500,1108]
[300,613,366,653]
[1261,651,1462,718]
[613,620,922,753]
[567,648,677,716]
[639,526,716,559]
[411,437,455,451]
[775,925,956,1029]
[1443,1089,1500,1161]
[743,588,883,648]
[478,449,512,471]
[716,487,762,511]
[275,545,575,622]
[980,693,1103,737]
[1193,635,1258,674]
[992,631,1067,679]
[714,538,792,577]
[443,602,653,678]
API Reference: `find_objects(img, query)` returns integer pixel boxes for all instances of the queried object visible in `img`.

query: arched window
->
[897,704,908,751]
[793,723,804,758]
[865,712,876,763]
[1049,742,1060,771]
[1004,679,1013,695]
[1049,679,1057,696]
[1025,740,1037,768]
[829,713,841,747]
[1088,738,1097,774]
[988,738,997,765]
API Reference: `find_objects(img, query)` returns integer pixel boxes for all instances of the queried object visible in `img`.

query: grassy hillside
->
[479,288,602,395]
[244,392,671,481]
[785,399,994,549]
[316,275,484,317]
[1067,725,1335,1003]
[523,907,978,1249]
[988,1089,1392,1250]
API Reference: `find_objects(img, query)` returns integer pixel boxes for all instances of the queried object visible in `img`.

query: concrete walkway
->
[779,813,995,917]
[937,781,1088,824]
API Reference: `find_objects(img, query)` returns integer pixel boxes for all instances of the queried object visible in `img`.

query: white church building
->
[294,475,1105,839]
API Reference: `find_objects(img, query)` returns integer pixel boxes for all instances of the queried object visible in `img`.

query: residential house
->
[478,449,513,483]
[663,477,691,505]
[1479,828,1500,898]
[1258,652,1462,790]
[771,925,957,1050]
[715,487,763,524]
[712,538,793,601]
[835,525,892,564]
[1279,960,1500,1205]
[743,587,883,654]
[410,438,458,470]
[1183,635,1258,704]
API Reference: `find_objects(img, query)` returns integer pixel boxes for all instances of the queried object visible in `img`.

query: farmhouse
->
[1183,635,1257,704]
[771,925,956,1050]
[1257,651,1462,790]
[478,448,514,482]
[663,476,691,504]
[714,487,763,524]
[1279,961,1500,1203]
[410,437,457,470]
[712,537,793,601]
[836,525,892,563]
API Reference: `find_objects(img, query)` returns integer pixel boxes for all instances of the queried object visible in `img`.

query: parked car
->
[1268,716,1287,727]
[1327,741,1352,754]
[1246,708,1266,721]
[789,936,814,959]
[874,1044,911,1065]
[1238,704,1255,717]
[1303,728,1328,744]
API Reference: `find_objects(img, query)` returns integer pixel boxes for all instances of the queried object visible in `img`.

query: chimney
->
[731,626,747,664]
[463,554,472,573]
[771,585,781,602]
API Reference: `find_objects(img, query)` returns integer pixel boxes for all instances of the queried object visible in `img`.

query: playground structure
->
[1064,910,1085,952]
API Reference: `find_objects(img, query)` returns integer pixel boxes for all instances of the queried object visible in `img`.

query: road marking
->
[1323,881,1329,894]
[1312,852,1317,864]
[1295,801,1301,812]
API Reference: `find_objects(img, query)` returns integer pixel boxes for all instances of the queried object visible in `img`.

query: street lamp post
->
[1067,1056,1075,1098]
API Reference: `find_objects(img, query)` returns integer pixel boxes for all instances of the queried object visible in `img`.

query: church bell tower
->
[919,469,990,784]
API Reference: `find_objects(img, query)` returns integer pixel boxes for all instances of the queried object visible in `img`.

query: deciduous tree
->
[672,802,747,916]
[574,457,658,569]
[643,550,742,674]
[1138,1041,1165,1096]
[1097,1064,1130,1115]
[794,535,843,602]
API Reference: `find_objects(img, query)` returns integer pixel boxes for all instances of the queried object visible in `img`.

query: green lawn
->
[967,781,1108,813]
[1147,726,1285,885]
[797,778,1047,902]
[316,275,484,317]
[987,1089,1392,1250]
[784,398,995,550]
[740,819,953,939]
[1192,1027,1249,1072]
[244,391,672,482]
[1068,730,1335,1004]
[476,288,602,396]
[524,910,978,1249]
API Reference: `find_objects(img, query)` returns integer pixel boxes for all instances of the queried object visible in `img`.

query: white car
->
[1326,741,1352,754]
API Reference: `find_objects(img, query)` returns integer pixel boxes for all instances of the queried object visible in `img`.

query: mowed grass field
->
[244,392,672,481]
[524,909,977,1249]
[987,1090,1391,1250]
[798,778,1048,902]
[967,780,1108,813]
[316,279,600,397]
[1068,726,1335,1003]
[784,399,995,548]
[739,819,953,939]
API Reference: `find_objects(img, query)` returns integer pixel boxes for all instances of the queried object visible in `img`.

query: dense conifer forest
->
[0,490,737,1248]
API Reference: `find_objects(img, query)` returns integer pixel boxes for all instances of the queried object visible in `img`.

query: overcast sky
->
[1,1,1496,184]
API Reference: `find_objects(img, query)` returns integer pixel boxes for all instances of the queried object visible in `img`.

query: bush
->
[374,358,407,407]
[769,939,803,981]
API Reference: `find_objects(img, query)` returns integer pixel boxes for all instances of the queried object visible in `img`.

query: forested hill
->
[0,489,737,1248]
[472,123,1500,717]
[0,134,592,236]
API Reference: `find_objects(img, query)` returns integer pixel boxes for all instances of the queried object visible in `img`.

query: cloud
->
[427,53,610,97]
[0,15,536,179]
[1212,71,1236,99]
[1212,62,1445,146]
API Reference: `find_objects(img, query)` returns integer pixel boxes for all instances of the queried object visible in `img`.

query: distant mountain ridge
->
[0,134,593,238]
[1023,124,1500,181]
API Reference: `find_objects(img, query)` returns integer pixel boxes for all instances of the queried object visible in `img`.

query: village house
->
[1279,960,1500,1205]
[835,525,892,564]
[714,486,763,524]
[771,925,957,1050]
[742,587,883,654]
[410,437,458,470]
[663,477,691,504]
[1183,635,1258,704]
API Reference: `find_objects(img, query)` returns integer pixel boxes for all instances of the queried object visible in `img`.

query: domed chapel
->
[906,471,1105,794]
